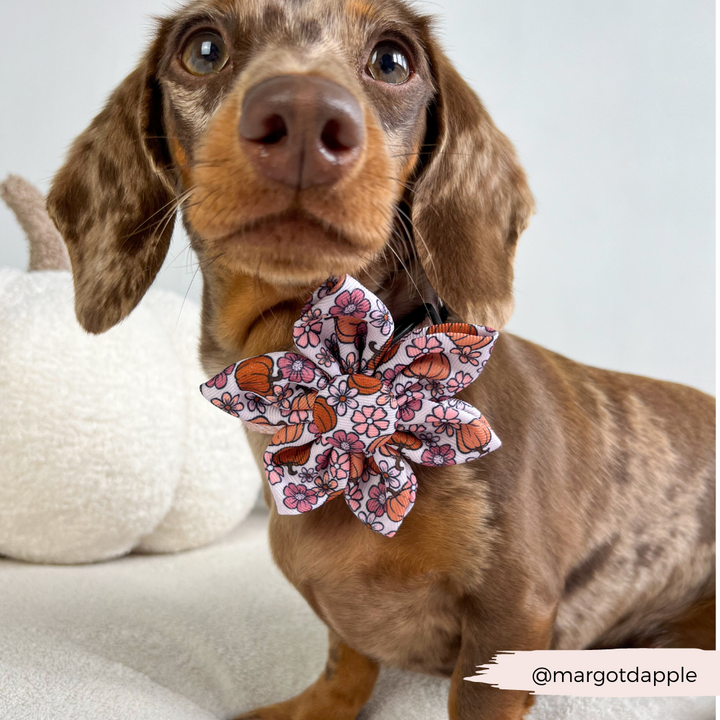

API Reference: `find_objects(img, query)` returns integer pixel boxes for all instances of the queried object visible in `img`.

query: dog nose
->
[239,75,365,190]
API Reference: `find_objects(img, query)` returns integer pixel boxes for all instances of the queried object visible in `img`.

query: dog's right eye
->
[181,31,229,76]
[367,42,411,85]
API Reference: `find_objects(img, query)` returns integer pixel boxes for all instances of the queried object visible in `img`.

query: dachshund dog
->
[47,0,715,718]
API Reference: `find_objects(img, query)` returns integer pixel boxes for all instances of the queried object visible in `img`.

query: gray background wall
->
[0,0,714,394]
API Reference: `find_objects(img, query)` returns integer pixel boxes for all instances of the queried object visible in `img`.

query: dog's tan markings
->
[347,0,375,19]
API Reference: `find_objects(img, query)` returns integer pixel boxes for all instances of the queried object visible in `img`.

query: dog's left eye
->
[367,42,411,84]
[181,31,229,76]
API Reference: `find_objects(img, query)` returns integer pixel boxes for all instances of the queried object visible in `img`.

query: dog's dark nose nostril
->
[256,114,288,145]
[239,75,365,190]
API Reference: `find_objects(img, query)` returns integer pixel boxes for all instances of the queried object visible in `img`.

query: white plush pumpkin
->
[0,176,260,564]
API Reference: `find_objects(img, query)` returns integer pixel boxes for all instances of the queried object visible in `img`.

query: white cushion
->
[0,510,713,720]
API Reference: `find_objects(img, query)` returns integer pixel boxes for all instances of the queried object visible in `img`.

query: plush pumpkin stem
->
[0,174,71,272]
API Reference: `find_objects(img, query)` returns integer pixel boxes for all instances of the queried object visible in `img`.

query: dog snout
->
[239,75,365,190]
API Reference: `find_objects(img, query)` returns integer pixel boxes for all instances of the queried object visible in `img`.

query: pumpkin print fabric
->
[201,275,501,537]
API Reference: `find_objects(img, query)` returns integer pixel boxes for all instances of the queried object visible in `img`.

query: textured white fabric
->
[0,510,713,720]
[0,268,260,563]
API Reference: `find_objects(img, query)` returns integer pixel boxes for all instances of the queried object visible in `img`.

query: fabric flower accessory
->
[201,275,501,537]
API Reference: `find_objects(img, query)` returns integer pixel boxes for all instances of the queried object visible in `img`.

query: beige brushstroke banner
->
[465,649,719,696]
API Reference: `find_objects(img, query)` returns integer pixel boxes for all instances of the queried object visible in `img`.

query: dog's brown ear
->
[47,44,175,334]
[411,39,534,329]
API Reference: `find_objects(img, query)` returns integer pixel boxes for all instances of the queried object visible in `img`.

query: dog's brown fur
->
[47,1,715,718]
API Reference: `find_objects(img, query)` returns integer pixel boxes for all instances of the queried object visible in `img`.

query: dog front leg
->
[448,608,554,720]
[235,630,379,720]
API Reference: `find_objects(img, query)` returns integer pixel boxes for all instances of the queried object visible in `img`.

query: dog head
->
[47,0,533,364]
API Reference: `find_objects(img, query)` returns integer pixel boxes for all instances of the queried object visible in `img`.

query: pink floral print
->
[329,289,371,319]
[201,275,501,537]
[351,406,389,438]
[421,444,456,466]
[206,365,235,390]
[277,353,316,384]
[210,392,243,417]
[283,483,318,512]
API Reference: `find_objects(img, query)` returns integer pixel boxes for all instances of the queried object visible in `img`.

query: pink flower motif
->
[450,344,483,366]
[369,307,393,336]
[447,371,474,396]
[421,444,456,466]
[315,448,332,471]
[394,381,424,422]
[245,394,267,414]
[327,430,364,454]
[367,484,387,516]
[376,459,403,490]
[407,336,443,358]
[426,379,444,400]
[356,510,384,533]
[326,449,349,481]
[298,467,318,484]
[277,353,316,384]
[314,473,339,496]
[326,379,359,416]
[211,392,243,417]
[294,319,323,348]
[427,405,462,436]
[418,431,439,447]
[351,406,390,438]
[317,276,341,298]
[339,351,360,374]
[206,365,235,389]
[316,346,334,368]
[283,483,319,512]
[272,385,295,417]
[345,484,363,512]
[264,452,283,485]
[329,289,371,319]
[381,365,406,385]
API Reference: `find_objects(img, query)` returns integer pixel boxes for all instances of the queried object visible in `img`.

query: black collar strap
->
[392,301,449,343]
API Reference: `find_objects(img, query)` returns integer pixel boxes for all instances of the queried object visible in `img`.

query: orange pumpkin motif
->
[376,340,400,367]
[391,431,422,452]
[273,442,313,472]
[235,355,276,396]
[348,453,366,481]
[293,391,317,411]
[452,334,493,353]
[312,396,338,434]
[386,481,416,522]
[347,374,382,395]
[335,316,365,344]
[406,352,450,380]
[457,416,492,453]
[434,322,480,336]
[366,337,394,371]
[272,424,307,446]
[368,434,395,454]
